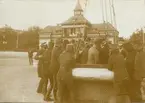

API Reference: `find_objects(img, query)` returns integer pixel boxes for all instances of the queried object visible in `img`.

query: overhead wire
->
[104,0,108,23]
[101,0,105,23]
[109,0,113,25]
[83,0,88,15]
[112,0,117,29]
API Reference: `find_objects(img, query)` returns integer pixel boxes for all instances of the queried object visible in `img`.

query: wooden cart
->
[72,64,116,103]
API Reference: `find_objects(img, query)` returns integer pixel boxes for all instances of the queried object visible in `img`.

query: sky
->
[0,0,145,38]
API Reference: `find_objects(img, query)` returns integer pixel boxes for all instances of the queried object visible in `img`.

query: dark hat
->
[55,38,63,46]
[66,44,74,53]
[109,44,118,50]
[122,42,134,52]
[93,38,102,45]
[63,39,69,44]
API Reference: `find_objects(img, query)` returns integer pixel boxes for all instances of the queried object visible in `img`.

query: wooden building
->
[39,0,119,44]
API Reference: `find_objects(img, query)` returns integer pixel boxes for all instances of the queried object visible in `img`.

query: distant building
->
[39,0,119,44]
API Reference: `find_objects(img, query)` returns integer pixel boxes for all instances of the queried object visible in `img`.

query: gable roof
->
[42,26,55,33]
[61,15,91,25]
[41,25,62,35]
[91,22,118,32]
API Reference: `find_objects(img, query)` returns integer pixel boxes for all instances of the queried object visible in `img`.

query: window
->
[75,11,82,15]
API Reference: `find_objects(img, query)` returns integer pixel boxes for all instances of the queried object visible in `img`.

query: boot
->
[44,96,53,101]
[37,79,44,94]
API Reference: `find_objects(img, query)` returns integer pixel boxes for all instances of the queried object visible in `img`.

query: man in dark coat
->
[120,45,127,59]
[108,48,129,103]
[123,43,136,79]
[122,42,137,102]
[43,41,54,101]
[57,44,75,103]
[80,43,90,64]
[34,42,47,94]
[87,39,101,64]
[133,44,145,102]
[28,48,34,65]
[99,41,109,64]
[49,38,63,101]
[62,39,69,51]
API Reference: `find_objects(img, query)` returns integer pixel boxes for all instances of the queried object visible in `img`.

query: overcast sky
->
[0,0,145,37]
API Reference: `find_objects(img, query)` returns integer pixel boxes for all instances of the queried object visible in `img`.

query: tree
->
[27,26,41,49]
[130,28,144,44]
[0,25,41,51]
[0,25,17,50]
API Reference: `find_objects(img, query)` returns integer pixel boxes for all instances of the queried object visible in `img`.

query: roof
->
[42,25,55,33]
[74,0,83,11]
[91,22,117,31]
[62,15,91,25]
[41,25,62,35]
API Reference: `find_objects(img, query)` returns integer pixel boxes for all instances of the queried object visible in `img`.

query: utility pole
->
[16,33,19,49]
[143,27,145,46]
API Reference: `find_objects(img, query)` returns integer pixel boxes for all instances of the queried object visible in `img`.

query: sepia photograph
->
[0,0,145,103]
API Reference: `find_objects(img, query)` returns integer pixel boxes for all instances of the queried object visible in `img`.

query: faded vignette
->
[0,0,145,103]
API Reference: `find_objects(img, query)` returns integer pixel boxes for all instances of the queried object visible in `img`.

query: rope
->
[83,0,88,15]
[101,0,105,23]
[109,0,113,24]
[104,0,108,23]
[112,0,117,29]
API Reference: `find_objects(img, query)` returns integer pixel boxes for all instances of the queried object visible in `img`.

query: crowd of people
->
[32,37,145,103]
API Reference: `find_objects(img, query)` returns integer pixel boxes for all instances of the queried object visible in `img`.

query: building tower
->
[61,0,91,40]
[74,0,84,16]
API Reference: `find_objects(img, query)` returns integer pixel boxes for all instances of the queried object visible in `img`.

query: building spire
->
[74,0,83,11]
[74,0,83,16]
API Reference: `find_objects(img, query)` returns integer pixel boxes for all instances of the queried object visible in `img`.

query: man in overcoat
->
[108,48,129,103]
[122,42,137,102]
[49,38,63,101]
[133,43,145,102]
[87,39,100,64]
[34,42,47,94]
[57,44,75,103]
[43,41,54,101]
[41,41,54,101]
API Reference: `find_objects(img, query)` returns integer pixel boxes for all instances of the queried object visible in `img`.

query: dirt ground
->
[0,52,52,103]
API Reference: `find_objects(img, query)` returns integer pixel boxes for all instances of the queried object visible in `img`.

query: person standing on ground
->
[80,43,90,64]
[133,43,145,102]
[43,41,54,101]
[28,48,34,65]
[49,38,63,102]
[57,44,75,103]
[87,39,100,64]
[99,40,109,64]
[122,42,137,102]
[34,42,47,94]
[108,48,130,103]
